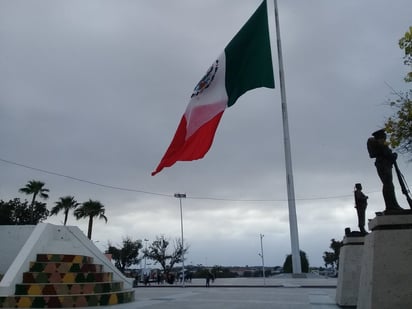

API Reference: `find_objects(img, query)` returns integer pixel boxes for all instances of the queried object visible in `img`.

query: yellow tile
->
[27,285,42,295]
[72,255,82,263]
[17,297,32,308]
[109,294,118,305]
[62,272,75,283]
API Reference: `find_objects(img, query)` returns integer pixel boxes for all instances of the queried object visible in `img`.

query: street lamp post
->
[258,234,266,286]
[144,238,148,279]
[174,193,186,287]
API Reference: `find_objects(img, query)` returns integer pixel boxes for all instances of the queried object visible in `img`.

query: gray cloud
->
[1,0,411,267]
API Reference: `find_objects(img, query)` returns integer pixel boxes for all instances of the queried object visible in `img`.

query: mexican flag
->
[152,0,274,176]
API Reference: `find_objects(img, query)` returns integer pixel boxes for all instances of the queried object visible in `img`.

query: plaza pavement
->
[84,275,340,309]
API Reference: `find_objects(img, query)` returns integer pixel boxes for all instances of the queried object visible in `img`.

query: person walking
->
[205,272,213,287]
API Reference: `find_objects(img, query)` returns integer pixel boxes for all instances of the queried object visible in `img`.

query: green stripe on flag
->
[225,0,274,107]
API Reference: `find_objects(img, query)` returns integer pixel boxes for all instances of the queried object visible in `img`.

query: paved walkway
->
[82,276,340,309]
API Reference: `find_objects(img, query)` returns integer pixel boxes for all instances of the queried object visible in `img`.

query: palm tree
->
[50,196,80,226]
[74,199,108,239]
[19,180,50,224]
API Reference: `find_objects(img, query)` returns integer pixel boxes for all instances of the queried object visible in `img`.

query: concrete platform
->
[79,276,339,309]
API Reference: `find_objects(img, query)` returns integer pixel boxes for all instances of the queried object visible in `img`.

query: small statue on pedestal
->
[354,183,368,234]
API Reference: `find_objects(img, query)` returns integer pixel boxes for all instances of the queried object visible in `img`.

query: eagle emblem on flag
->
[191,59,219,98]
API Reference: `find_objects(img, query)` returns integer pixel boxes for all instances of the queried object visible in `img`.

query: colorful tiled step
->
[36,254,94,264]
[29,261,103,273]
[0,290,135,308]
[15,281,124,295]
[23,272,113,283]
[0,253,134,307]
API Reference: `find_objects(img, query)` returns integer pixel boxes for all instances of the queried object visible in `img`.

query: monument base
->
[336,235,365,307]
[357,214,412,309]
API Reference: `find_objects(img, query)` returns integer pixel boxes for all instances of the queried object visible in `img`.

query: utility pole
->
[174,193,187,287]
[259,234,266,285]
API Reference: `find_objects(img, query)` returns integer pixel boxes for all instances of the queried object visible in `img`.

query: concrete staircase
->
[0,254,134,308]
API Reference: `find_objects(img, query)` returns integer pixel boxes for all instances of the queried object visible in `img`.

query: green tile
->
[87,294,99,306]
[14,284,28,295]
[31,296,46,308]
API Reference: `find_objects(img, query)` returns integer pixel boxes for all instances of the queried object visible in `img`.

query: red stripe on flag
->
[151,111,224,176]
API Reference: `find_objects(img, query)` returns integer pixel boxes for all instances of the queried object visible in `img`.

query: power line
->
[0,157,169,198]
[0,157,379,202]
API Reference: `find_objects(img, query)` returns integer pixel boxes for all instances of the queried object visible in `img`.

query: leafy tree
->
[385,26,412,156]
[50,196,80,225]
[399,26,412,81]
[385,92,412,155]
[143,236,189,280]
[282,250,309,273]
[322,252,336,268]
[19,180,49,224]
[322,238,343,269]
[74,199,107,239]
[0,198,49,225]
[106,237,143,273]
[0,200,14,224]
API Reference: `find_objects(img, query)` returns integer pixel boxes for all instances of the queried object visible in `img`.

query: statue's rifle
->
[394,161,412,209]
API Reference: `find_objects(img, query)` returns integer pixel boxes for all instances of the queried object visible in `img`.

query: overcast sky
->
[1,0,411,268]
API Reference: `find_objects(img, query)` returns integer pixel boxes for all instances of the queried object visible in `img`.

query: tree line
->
[0,179,107,239]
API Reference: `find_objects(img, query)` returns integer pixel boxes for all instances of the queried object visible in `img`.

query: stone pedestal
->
[335,236,365,306]
[357,214,412,309]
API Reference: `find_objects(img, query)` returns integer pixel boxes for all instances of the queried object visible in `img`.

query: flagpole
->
[272,0,302,275]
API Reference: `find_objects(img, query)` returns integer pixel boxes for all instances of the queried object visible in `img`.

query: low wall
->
[0,226,35,275]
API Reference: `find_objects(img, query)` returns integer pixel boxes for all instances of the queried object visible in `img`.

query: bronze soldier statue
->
[367,129,403,212]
